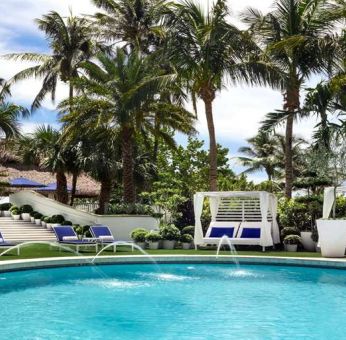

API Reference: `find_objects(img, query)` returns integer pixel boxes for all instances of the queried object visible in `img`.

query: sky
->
[0,0,322,182]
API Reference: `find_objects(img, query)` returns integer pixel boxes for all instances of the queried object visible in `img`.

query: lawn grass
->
[0,244,322,261]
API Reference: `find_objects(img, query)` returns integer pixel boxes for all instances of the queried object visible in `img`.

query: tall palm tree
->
[168,0,282,191]
[244,0,336,197]
[60,49,194,203]
[92,0,170,53]
[6,11,94,111]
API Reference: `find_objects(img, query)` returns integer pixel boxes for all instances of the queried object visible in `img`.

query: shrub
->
[50,215,65,224]
[283,235,301,245]
[130,228,148,242]
[73,224,83,236]
[30,210,37,217]
[311,228,318,242]
[83,225,92,238]
[180,234,193,243]
[20,205,33,214]
[0,203,12,211]
[181,226,194,236]
[9,205,18,212]
[64,220,73,226]
[281,227,300,239]
[108,203,154,216]
[278,199,312,231]
[33,212,43,219]
[11,207,20,215]
[43,216,51,223]
[160,224,181,241]
[145,231,161,242]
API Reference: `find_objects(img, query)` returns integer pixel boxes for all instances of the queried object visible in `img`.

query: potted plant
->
[181,226,195,237]
[50,214,65,227]
[280,227,300,250]
[41,216,48,227]
[44,216,52,229]
[20,205,33,221]
[30,211,37,223]
[130,228,148,249]
[283,235,301,252]
[160,224,180,249]
[0,203,12,217]
[10,207,21,220]
[180,234,193,250]
[312,138,346,257]
[145,231,161,250]
[33,212,43,225]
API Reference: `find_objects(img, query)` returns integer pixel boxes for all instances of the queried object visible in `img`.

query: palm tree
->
[6,11,94,111]
[18,125,70,204]
[244,0,336,197]
[168,0,282,191]
[60,49,194,203]
[92,0,170,53]
[237,132,279,181]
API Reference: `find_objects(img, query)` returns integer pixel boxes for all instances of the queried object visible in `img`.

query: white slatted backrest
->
[216,197,272,222]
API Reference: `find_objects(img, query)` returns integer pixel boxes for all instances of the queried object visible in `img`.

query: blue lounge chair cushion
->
[240,228,261,238]
[209,227,235,238]
[90,225,113,238]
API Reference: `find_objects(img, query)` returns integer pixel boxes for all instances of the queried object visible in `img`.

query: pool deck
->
[1,255,346,273]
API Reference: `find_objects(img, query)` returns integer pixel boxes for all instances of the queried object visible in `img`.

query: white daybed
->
[193,191,280,251]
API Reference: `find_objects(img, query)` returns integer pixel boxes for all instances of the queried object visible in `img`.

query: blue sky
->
[0,0,321,182]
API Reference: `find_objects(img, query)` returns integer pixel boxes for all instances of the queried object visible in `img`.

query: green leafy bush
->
[11,207,20,215]
[50,215,65,224]
[181,226,194,236]
[108,203,154,216]
[64,220,73,226]
[43,216,51,223]
[9,205,18,212]
[180,234,193,243]
[283,235,301,245]
[131,228,148,242]
[30,210,37,217]
[281,227,300,239]
[33,212,43,219]
[160,224,181,241]
[145,231,161,242]
[0,203,12,211]
[20,205,33,214]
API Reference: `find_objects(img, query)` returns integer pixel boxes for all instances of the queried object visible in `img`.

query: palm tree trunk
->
[201,87,217,191]
[284,79,300,199]
[56,171,68,204]
[70,172,78,206]
[97,177,113,214]
[122,127,136,203]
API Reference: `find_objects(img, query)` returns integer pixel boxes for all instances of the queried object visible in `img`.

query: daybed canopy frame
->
[193,191,280,247]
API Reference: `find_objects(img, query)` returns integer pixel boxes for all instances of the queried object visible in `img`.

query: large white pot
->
[286,244,298,252]
[30,217,35,223]
[35,219,41,225]
[12,214,21,221]
[148,242,159,250]
[163,240,176,250]
[317,219,346,258]
[21,213,31,221]
[41,221,47,227]
[300,231,316,252]
[135,242,146,250]
[182,243,191,250]
[3,211,11,217]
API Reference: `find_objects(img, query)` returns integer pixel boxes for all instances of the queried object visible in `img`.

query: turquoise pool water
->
[1,263,346,339]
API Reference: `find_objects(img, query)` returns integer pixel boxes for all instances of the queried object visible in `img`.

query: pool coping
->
[1,255,346,273]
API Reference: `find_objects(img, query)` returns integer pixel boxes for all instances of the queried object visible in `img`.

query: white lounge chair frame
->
[193,191,280,250]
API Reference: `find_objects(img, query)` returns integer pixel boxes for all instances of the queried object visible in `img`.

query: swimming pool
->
[1,263,346,339]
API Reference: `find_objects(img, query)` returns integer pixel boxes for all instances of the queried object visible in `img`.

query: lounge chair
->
[0,231,19,255]
[53,226,98,253]
[203,221,240,245]
[89,225,134,252]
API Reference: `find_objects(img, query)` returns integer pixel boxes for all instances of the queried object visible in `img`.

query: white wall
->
[10,191,159,241]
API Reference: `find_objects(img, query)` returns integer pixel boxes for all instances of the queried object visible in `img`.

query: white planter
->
[35,219,41,225]
[163,240,176,250]
[12,214,20,221]
[182,243,191,250]
[30,217,35,223]
[317,219,346,258]
[148,242,159,250]
[3,211,11,217]
[21,213,31,221]
[41,221,47,227]
[135,242,146,249]
[52,223,60,227]
[46,223,53,230]
[286,244,298,252]
[300,231,316,252]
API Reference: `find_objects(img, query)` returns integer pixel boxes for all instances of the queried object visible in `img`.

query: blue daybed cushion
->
[209,227,235,238]
[240,228,261,238]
